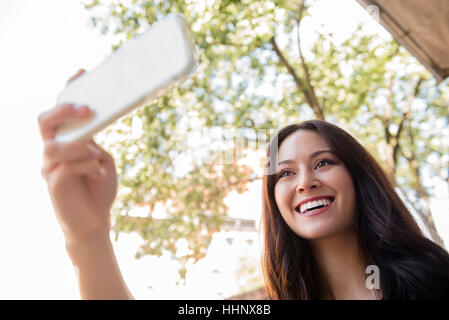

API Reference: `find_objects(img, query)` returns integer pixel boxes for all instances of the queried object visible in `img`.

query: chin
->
[294,222,348,240]
[298,230,335,241]
[299,224,356,241]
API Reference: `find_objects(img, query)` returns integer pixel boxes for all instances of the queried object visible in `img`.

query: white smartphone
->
[54,14,197,143]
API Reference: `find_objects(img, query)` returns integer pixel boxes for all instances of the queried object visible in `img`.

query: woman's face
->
[274,129,357,240]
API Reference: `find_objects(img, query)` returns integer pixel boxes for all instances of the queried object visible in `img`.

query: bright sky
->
[0,0,447,299]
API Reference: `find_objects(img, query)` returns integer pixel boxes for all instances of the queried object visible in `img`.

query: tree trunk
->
[410,159,446,248]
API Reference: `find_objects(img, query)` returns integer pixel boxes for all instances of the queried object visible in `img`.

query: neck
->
[308,230,379,300]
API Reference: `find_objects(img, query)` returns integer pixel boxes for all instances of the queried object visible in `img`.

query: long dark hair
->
[261,120,449,299]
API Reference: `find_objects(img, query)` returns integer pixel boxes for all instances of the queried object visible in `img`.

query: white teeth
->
[299,198,332,213]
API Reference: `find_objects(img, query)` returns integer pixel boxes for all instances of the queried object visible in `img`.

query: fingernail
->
[98,167,107,177]
[86,143,101,157]
[74,104,89,113]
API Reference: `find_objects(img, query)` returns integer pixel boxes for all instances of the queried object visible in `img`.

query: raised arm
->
[38,69,133,299]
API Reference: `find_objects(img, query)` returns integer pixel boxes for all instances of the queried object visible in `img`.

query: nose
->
[295,171,321,193]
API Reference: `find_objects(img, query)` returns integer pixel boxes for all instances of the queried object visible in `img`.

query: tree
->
[83,0,449,282]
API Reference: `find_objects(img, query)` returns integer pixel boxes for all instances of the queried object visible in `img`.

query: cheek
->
[274,182,292,211]
[274,182,297,229]
[326,167,354,193]
[330,169,356,215]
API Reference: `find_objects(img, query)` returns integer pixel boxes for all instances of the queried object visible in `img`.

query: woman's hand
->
[38,69,118,244]
[38,69,133,299]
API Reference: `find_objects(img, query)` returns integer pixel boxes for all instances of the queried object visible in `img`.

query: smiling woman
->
[261,120,449,300]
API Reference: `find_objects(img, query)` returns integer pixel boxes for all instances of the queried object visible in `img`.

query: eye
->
[277,170,294,180]
[315,159,334,169]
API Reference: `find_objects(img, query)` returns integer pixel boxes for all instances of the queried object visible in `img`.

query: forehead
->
[278,130,329,160]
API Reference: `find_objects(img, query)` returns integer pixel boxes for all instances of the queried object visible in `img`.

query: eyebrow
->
[277,149,335,166]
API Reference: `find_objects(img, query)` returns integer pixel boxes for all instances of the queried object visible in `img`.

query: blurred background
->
[0,0,448,299]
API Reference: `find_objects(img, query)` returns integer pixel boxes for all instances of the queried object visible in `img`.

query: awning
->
[356,0,449,82]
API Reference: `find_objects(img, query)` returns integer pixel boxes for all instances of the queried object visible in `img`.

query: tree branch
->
[270,36,324,120]
[296,3,323,120]
[384,74,394,144]
[392,77,422,163]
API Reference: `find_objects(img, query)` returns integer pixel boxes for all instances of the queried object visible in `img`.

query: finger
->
[38,104,91,141]
[86,138,115,165]
[42,140,103,176]
[67,68,86,84]
[48,158,107,188]
[59,158,107,181]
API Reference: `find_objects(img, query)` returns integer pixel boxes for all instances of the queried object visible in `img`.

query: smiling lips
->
[295,196,334,214]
